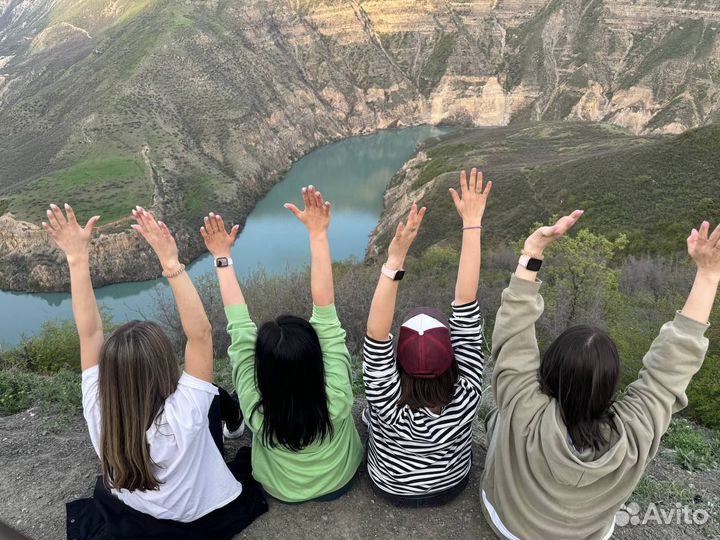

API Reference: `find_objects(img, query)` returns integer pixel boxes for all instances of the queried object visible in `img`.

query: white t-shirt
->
[82,366,242,522]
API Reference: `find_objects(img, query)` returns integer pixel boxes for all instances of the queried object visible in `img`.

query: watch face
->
[216,257,230,268]
[394,270,406,281]
[526,258,543,272]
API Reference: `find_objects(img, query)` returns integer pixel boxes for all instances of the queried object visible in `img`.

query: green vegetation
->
[621,19,706,88]
[632,475,706,508]
[418,32,456,96]
[6,156,152,225]
[0,369,81,416]
[389,123,719,257]
[663,418,719,471]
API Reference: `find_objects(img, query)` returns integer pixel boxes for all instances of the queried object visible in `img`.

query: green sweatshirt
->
[226,303,363,503]
[481,274,710,540]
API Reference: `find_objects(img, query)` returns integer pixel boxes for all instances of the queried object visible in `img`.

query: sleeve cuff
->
[82,364,99,379]
[673,310,711,336]
[365,333,394,346]
[225,303,251,322]
[508,273,543,296]
[311,303,339,322]
[178,371,219,395]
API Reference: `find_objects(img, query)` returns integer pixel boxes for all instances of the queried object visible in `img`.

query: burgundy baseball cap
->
[397,307,454,379]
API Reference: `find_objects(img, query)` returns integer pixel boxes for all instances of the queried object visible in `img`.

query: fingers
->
[323,200,331,217]
[64,204,78,225]
[42,221,56,237]
[416,206,427,226]
[84,215,100,234]
[284,203,303,220]
[47,204,67,230]
[699,220,710,241]
[212,212,223,233]
[709,224,720,246]
[395,221,405,238]
[200,225,209,240]
[469,168,477,193]
[484,179,493,197]
[157,220,171,238]
[46,206,61,231]
[203,215,213,235]
[304,185,316,209]
[132,206,147,231]
[460,170,468,195]
[130,224,146,239]
[406,203,418,228]
[449,187,461,209]
[229,224,240,243]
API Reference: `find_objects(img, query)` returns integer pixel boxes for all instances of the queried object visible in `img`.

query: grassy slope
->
[0,1,194,225]
[381,122,720,258]
[5,155,152,224]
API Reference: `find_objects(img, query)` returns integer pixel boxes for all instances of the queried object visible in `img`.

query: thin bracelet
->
[463,225,483,231]
[162,263,186,279]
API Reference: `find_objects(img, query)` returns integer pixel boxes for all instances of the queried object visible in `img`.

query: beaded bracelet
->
[162,263,186,279]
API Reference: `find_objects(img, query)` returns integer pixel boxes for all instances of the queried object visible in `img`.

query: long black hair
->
[252,315,333,451]
[539,325,620,452]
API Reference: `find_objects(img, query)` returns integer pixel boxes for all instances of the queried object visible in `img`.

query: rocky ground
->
[1,401,717,540]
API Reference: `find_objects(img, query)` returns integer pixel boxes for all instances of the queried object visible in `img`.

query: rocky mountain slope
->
[1,0,719,291]
[367,122,720,259]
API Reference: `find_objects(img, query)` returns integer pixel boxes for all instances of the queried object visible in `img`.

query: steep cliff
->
[1,0,719,291]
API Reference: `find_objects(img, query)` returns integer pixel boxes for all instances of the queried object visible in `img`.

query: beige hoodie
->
[481,274,710,540]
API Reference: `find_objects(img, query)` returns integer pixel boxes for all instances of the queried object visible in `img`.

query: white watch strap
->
[518,254,531,269]
[214,257,234,267]
[381,264,401,280]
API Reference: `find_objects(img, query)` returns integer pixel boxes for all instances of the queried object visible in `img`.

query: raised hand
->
[42,203,100,263]
[688,221,720,282]
[131,206,179,271]
[387,203,427,268]
[523,210,585,258]
[284,185,331,236]
[449,168,492,227]
[201,212,239,258]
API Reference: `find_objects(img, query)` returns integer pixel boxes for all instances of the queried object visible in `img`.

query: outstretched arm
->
[682,221,720,323]
[285,185,334,307]
[201,212,245,307]
[43,204,102,372]
[449,168,492,304]
[366,204,426,341]
[515,210,585,282]
[615,221,716,450]
[492,211,583,410]
[132,207,213,382]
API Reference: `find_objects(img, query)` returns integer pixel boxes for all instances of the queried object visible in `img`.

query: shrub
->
[662,418,719,472]
[0,369,81,416]
[2,310,114,374]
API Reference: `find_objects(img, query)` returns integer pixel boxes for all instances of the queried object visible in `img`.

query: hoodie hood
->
[535,402,630,488]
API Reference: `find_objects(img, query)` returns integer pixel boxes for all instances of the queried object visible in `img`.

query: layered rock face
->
[1,0,719,291]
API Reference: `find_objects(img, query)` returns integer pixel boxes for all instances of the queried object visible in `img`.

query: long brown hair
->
[539,325,620,451]
[99,321,180,491]
[397,362,459,412]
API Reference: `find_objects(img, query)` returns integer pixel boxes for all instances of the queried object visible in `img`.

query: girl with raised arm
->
[363,168,490,507]
[482,213,716,540]
[53,205,266,540]
[202,185,362,503]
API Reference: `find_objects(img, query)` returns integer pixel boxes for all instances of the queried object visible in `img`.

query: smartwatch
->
[215,257,234,268]
[381,264,405,281]
[518,254,543,272]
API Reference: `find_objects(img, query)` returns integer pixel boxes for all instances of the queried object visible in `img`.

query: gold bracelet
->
[162,263,186,279]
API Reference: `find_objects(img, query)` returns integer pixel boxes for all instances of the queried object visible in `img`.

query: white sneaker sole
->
[223,421,246,440]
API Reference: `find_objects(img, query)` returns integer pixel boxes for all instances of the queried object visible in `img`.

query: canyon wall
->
[0,0,719,291]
